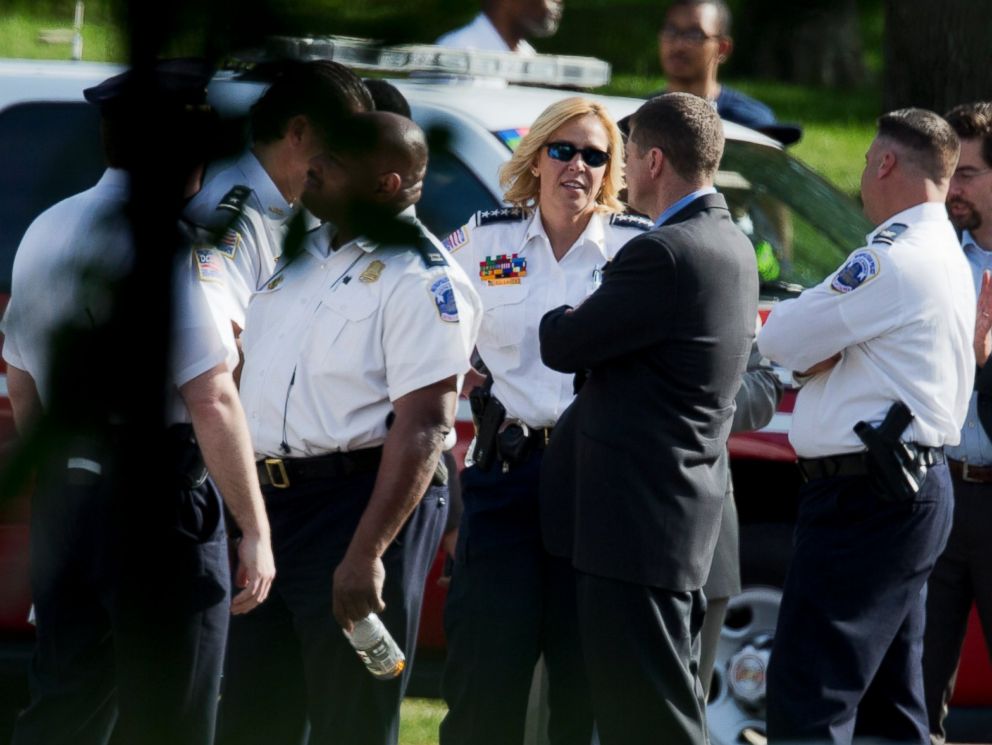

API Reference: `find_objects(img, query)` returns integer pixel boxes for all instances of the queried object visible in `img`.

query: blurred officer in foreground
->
[216,111,480,745]
[3,63,274,745]
[923,101,992,745]
[653,0,801,145]
[539,92,758,744]
[439,97,649,745]
[185,61,373,346]
[436,0,562,54]
[759,109,973,744]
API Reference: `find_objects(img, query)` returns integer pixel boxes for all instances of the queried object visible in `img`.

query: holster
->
[853,402,926,502]
[166,423,208,490]
[469,380,504,472]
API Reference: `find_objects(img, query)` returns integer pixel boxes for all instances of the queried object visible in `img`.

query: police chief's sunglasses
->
[544,141,610,168]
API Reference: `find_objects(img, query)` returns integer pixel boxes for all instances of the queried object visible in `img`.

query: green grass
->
[400,698,446,745]
[607,74,879,197]
[0,12,125,62]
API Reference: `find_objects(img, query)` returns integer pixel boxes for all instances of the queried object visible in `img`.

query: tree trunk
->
[738,0,865,87]
[883,0,992,114]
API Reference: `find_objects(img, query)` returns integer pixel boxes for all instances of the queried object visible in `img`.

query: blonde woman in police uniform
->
[439,97,651,745]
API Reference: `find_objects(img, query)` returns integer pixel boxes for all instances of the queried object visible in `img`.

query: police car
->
[0,38,989,743]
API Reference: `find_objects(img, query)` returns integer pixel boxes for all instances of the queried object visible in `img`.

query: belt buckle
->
[264,458,290,489]
[961,461,982,484]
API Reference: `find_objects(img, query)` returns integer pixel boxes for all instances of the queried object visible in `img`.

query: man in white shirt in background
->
[436,0,562,54]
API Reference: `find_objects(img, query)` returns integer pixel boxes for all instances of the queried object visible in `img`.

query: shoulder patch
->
[216,228,243,260]
[217,185,251,214]
[609,212,653,231]
[830,249,880,294]
[194,247,223,284]
[443,226,470,252]
[429,275,459,323]
[475,208,525,227]
[872,222,908,246]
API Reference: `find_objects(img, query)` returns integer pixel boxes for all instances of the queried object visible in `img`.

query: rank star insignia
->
[360,260,386,283]
[480,254,527,285]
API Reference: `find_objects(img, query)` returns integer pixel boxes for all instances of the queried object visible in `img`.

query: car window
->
[718,141,872,298]
[419,148,499,240]
[0,102,104,293]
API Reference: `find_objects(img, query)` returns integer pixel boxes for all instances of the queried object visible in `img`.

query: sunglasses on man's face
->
[544,141,610,168]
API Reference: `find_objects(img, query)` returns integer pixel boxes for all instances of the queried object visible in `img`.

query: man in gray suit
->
[538,92,758,744]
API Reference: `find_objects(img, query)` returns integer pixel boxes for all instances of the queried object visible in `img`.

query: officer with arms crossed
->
[185,61,373,342]
[3,64,274,745]
[759,109,974,744]
[216,111,480,745]
[538,92,758,745]
[923,101,992,745]
[438,97,651,745]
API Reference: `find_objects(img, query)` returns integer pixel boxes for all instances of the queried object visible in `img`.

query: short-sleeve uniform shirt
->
[444,207,651,428]
[240,213,481,457]
[184,151,296,330]
[758,202,975,456]
[3,168,236,425]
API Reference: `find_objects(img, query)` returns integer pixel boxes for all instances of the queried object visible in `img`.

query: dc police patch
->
[830,250,880,293]
[195,248,223,283]
[430,275,459,323]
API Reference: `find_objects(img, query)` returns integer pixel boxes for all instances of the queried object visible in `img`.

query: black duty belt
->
[798,447,944,482]
[948,457,992,484]
[257,447,383,489]
[527,426,554,450]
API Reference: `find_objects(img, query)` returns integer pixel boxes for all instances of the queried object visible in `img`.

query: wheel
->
[706,586,782,745]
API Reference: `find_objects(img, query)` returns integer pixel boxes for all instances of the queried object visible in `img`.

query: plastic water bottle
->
[343,613,406,680]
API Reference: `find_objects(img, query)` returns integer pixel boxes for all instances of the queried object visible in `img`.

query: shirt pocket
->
[478,283,529,348]
[314,289,379,366]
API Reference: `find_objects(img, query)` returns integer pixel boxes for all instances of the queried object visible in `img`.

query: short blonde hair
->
[499,97,626,214]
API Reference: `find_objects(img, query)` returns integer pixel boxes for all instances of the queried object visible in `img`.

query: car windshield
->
[718,141,872,299]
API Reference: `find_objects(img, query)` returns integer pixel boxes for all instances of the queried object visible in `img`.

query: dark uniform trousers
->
[766,464,954,745]
[12,438,230,745]
[215,465,448,745]
[440,451,593,745]
[922,472,992,744]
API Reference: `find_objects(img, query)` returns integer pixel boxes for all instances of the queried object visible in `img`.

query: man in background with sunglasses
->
[653,0,801,145]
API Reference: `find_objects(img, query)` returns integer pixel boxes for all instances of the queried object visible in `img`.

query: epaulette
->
[197,185,252,245]
[475,208,526,227]
[609,212,654,231]
[217,185,251,214]
[415,233,449,269]
[872,223,908,246]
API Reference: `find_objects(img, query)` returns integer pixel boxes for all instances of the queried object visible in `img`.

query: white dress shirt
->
[435,13,536,55]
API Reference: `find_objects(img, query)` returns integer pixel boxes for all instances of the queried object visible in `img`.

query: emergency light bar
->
[256,35,611,89]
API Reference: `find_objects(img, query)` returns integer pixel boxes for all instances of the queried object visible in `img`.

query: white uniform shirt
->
[240,213,481,457]
[445,208,651,428]
[758,202,975,457]
[435,13,536,55]
[184,151,295,330]
[2,168,235,425]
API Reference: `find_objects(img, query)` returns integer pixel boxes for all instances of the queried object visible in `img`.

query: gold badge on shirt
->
[360,260,386,283]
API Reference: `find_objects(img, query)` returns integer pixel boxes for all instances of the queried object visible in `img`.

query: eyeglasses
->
[659,26,722,45]
[544,141,610,168]
[952,167,992,183]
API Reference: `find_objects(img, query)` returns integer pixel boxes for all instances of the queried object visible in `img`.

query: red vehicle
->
[1,45,990,743]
